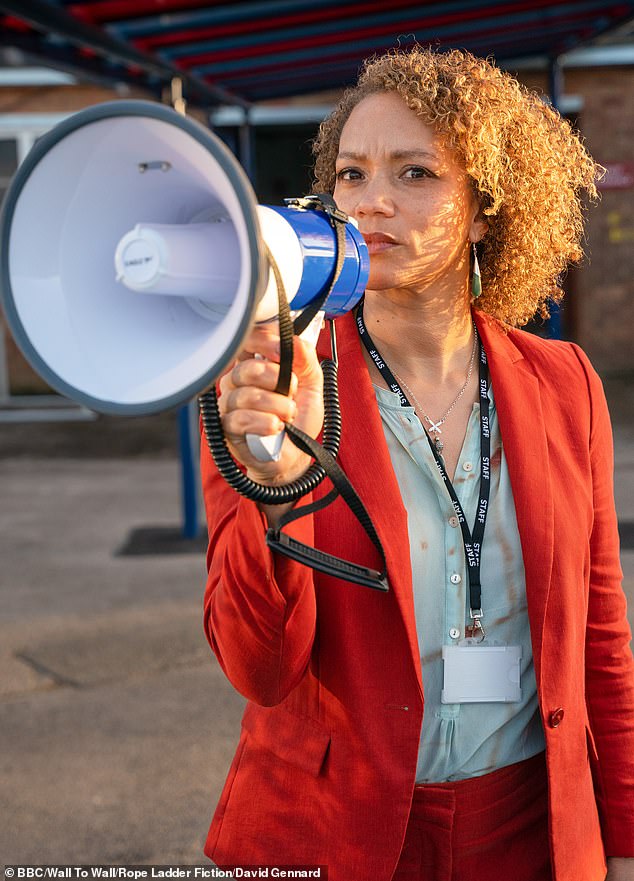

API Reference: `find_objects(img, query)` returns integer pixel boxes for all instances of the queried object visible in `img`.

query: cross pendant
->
[428,420,443,434]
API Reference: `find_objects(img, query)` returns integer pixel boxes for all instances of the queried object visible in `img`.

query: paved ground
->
[1,404,633,866]
[0,456,242,864]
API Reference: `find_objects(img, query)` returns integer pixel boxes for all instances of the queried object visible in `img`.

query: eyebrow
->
[336,149,439,162]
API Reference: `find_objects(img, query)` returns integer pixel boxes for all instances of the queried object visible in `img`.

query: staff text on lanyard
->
[356,301,492,637]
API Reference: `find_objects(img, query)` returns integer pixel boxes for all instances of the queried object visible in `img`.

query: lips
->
[361,232,399,254]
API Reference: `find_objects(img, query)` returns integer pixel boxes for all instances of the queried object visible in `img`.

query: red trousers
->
[392,751,552,881]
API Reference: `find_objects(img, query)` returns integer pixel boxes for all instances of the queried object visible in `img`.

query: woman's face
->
[333,91,486,293]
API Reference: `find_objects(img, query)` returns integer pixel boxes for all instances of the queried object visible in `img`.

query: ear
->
[469,203,489,244]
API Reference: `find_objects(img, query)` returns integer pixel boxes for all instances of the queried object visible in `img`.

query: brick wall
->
[0,82,151,114]
[514,67,634,373]
[569,68,634,373]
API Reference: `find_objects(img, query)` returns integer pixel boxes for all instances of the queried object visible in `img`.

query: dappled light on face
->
[333,92,480,302]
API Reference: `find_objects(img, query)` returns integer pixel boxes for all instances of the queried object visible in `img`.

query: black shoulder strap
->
[264,242,294,398]
[266,422,389,592]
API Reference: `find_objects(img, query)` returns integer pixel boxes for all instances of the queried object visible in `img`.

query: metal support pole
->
[0,322,10,403]
[171,76,187,116]
[177,401,202,539]
[0,132,33,405]
[238,110,255,184]
[547,55,564,340]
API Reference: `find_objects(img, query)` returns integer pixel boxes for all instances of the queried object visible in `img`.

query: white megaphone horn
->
[0,101,369,461]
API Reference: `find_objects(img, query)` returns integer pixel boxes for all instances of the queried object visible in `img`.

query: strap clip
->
[466,609,486,642]
[266,529,388,592]
[284,193,349,225]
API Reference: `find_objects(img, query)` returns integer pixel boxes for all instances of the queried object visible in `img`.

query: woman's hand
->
[606,858,634,880]
[218,324,324,487]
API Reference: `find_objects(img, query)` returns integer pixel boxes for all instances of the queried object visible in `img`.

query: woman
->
[200,48,634,881]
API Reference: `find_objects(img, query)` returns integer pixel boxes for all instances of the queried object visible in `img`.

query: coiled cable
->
[199,356,341,505]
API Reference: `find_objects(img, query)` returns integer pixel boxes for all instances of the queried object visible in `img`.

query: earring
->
[471,243,482,298]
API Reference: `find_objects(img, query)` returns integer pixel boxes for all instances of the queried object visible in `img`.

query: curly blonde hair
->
[312,47,602,326]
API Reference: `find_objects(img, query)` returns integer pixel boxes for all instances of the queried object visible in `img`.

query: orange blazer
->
[200,309,634,881]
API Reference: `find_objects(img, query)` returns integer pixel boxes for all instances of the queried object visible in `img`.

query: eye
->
[402,165,435,180]
[335,167,364,182]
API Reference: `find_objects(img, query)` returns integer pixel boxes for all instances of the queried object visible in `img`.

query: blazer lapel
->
[319,313,424,697]
[474,311,554,688]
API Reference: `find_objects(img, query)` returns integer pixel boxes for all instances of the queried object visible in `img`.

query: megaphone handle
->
[245,425,285,462]
[245,312,325,463]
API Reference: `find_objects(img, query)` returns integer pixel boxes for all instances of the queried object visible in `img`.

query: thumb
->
[288,334,323,389]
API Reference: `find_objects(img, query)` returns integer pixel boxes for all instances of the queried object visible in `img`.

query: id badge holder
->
[441,639,522,703]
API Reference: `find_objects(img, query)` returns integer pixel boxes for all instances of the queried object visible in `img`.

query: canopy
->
[1,0,633,106]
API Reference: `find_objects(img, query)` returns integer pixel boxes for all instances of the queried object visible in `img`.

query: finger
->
[229,359,299,396]
[217,360,239,395]
[223,387,298,423]
[222,409,286,440]
[288,334,322,382]
[236,329,281,363]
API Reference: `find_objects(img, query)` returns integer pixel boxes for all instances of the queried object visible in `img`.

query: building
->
[0,46,633,396]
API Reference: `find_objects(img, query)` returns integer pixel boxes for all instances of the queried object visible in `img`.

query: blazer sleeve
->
[200,426,317,707]
[573,345,634,857]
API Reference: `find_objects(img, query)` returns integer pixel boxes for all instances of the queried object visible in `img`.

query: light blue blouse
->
[374,382,546,782]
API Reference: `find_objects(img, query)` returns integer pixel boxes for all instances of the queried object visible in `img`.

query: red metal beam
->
[133,0,577,52]
[176,6,608,71]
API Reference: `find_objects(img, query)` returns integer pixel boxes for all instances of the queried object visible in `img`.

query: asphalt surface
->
[1,410,633,866]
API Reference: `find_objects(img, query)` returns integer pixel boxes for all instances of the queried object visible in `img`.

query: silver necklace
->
[392,323,478,454]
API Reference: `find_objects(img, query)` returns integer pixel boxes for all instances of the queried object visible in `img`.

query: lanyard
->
[356,301,491,632]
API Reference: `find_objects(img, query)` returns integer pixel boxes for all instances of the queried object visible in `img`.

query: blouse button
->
[463,461,473,472]
[449,516,459,528]
[450,573,462,584]
[449,628,461,639]
[549,708,565,728]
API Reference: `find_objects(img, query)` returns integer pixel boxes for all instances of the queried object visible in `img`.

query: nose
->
[351,175,395,219]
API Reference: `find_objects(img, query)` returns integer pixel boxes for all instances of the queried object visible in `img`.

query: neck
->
[361,286,474,384]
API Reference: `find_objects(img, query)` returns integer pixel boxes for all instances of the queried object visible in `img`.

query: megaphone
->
[0,100,389,592]
[0,101,368,422]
